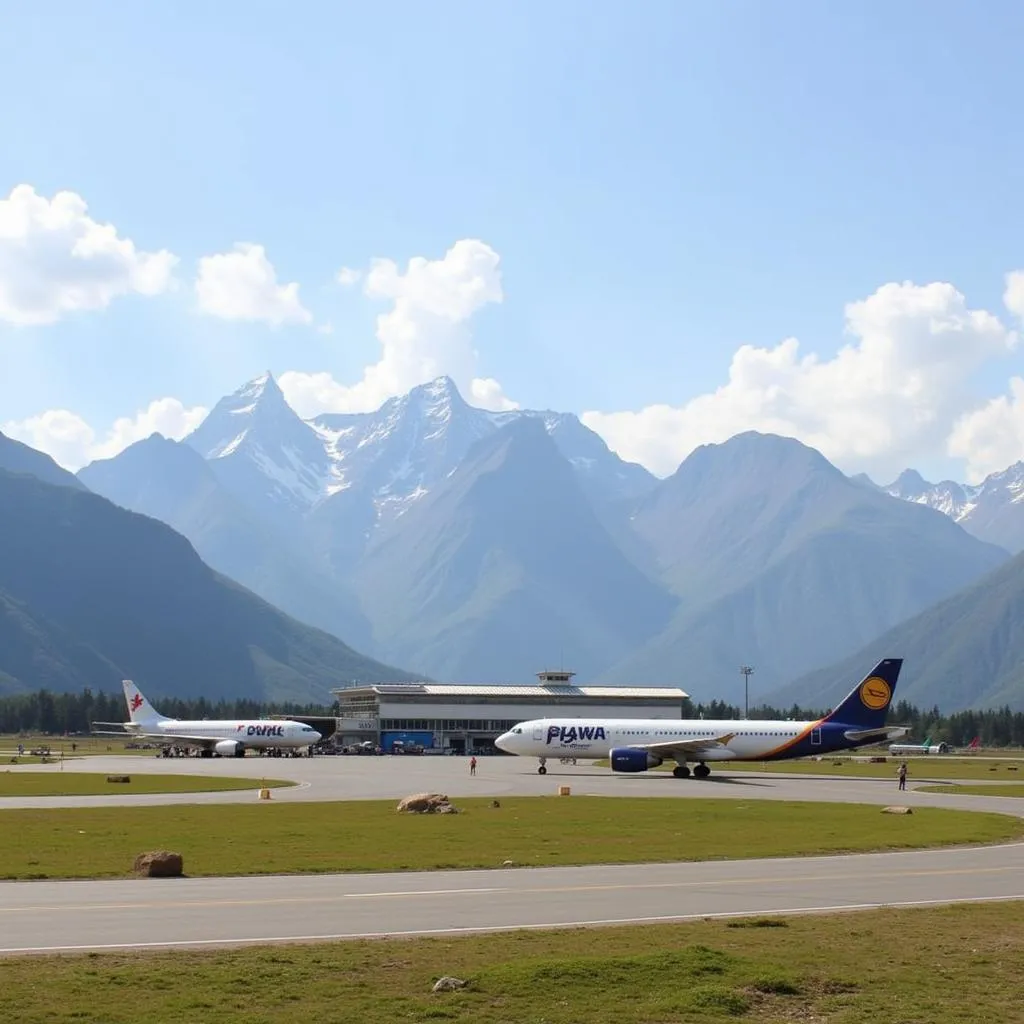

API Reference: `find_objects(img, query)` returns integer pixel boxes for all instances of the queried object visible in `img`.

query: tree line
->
[2,688,1023,747]
[0,689,337,736]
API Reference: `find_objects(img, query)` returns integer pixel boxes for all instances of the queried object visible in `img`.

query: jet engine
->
[610,747,663,773]
[214,739,245,757]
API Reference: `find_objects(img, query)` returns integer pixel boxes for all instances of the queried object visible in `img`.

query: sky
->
[1,0,1023,484]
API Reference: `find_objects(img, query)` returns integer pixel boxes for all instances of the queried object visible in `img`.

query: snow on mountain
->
[310,376,498,520]
[183,372,336,526]
[183,372,657,533]
[883,463,1024,553]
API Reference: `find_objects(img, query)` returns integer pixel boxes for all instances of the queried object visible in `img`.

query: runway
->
[2,841,1023,955]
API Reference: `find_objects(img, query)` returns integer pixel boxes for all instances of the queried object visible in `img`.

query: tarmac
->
[2,753,1024,954]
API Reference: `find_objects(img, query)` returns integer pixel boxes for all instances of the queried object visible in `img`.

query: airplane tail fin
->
[968,736,980,749]
[823,658,902,729]
[121,680,167,725]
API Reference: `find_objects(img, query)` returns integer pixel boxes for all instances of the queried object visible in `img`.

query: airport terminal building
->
[330,671,690,753]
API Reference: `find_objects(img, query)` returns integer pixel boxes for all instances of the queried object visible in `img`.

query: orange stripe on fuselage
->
[749,717,825,760]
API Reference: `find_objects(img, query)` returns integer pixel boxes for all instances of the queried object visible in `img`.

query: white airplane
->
[91,680,322,757]
[495,658,906,778]
[889,735,951,756]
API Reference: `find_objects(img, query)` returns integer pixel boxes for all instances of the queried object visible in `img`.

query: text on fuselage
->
[547,725,606,746]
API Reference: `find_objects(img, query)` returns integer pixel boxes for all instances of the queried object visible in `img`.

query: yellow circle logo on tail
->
[860,677,891,710]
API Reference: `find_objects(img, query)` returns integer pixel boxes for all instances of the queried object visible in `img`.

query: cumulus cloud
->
[582,280,1018,480]
[195,242,312,326]
[0,184,177,326]
[280,238,514,416]
[1005,270,1024,322]
[337,266,361,287]
[3,398,208,472]
[947,378,1024,483]
[470,376,519,412]
[940,271,1024,483]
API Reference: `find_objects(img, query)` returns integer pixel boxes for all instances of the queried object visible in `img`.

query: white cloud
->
[582,280,1018,481]
[195,242,312,326]
[280,238,514,416]
[3,398,208,472]
[0,184,177,326]
[470,376,519,412]
[337,266,361,287]
[948,378,1024,483]
[1005,270,1024,322]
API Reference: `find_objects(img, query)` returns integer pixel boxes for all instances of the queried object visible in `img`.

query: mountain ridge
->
[0,467,419,701]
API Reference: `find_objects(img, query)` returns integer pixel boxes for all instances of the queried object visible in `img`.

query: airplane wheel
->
[672,765,691,778]
[538,765,547,775]
[694,764,711,779]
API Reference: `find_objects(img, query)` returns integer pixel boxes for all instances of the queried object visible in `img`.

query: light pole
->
[740,665,754,719]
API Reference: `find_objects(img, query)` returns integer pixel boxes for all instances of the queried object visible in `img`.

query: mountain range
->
[878,465,1024,554]
[0,440,416,702]
[38,371,1016,710]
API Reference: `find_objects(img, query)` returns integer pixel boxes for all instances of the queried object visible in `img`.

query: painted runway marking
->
[2,862,1021,915]
[3,893,1024,955]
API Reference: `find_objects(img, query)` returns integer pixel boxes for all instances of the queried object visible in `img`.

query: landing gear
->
[538,757,547,775]
[693,763,711,779]
[672,764,691,778]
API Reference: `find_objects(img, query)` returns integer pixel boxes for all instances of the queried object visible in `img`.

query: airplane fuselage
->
[126,718,316,750]
[497,717,904,763]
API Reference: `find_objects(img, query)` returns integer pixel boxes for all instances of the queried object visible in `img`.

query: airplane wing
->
[629,732,737,758]
[844,726,908,742]
[93,728,222,750]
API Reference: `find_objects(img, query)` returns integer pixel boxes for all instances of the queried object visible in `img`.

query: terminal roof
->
[333,683,689,699]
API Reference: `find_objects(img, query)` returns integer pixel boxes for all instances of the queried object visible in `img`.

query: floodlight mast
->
[740,665,754,719]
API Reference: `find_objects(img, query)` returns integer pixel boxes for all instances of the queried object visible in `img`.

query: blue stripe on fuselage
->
[756,721,874,761]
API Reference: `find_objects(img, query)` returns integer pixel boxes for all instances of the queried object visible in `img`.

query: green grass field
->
[1,901,1021,1023]
[919,783,1024,797]
[0,772,294,797]
[592,755,1024,780]
[0,796,1018,880]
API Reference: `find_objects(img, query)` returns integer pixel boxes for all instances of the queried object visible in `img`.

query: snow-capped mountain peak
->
[182,372,657,533]
[183,372,335,524]
[883,461,1024,552]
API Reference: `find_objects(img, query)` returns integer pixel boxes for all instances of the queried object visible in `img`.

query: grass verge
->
[1,734,145,757]
[0,772,295,798]
[1,901,1022,1023]
[0,796,1019,880]
[590,756,1024,780]
[918,783,1024,797]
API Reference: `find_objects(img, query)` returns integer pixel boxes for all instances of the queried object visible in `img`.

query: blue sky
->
[2,0,1023,482]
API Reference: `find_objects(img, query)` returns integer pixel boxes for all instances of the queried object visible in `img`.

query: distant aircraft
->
[495,658,907,778]
[91,680,321,757]
[888,734,951,756]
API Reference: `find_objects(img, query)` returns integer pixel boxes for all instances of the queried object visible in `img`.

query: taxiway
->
[2,841,1022,955]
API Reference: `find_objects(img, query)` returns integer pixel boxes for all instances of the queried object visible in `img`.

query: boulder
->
[881,806,913,815]
[432,977,467,993]
[133,850,184,877]
[397,793,454,814]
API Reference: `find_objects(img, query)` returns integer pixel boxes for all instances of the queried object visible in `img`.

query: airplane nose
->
[310,731,322,744]
[495,731,512,753]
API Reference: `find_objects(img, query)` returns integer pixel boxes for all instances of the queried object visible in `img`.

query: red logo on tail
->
[130,693,143,711]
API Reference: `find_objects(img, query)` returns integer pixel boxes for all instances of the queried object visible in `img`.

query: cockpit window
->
[513,727,522,734]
